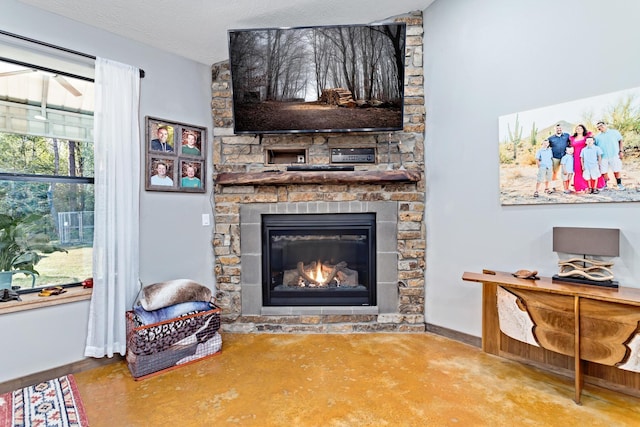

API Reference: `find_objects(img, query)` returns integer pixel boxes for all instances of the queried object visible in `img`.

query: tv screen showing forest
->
[228,23,406,134]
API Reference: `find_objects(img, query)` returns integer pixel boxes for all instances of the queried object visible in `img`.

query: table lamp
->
[552,226,620,288]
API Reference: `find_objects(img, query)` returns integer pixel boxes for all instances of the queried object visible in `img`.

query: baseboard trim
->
[0,355,124,394]
[426,323,481,348]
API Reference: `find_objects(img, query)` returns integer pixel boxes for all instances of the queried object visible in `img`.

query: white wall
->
[0,0,215,383]
[424,0,640,336]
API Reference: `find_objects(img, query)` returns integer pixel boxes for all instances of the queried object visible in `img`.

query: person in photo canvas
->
[560,145,575,194]
[534,138,553,197]
[548,123,571,191]
[595,121,625,190]
[580,136,603,194]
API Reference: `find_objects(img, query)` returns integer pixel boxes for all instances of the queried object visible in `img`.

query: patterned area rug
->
[0,375,89,427]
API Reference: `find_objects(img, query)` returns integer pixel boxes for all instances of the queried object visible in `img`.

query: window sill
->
[0,287,92,315]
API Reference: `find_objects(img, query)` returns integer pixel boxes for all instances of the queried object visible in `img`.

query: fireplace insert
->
[262,213,376,306]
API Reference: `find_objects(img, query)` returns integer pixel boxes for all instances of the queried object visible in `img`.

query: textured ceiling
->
[19,0,434,65]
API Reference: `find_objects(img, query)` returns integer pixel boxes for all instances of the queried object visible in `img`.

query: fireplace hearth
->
[262,213,376,306]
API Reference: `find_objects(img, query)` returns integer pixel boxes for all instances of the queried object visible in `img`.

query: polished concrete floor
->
[74,333,640,426]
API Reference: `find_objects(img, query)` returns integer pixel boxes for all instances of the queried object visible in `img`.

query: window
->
[0,57,94,292]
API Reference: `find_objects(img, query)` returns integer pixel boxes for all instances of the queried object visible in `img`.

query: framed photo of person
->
[180,128,203,157]
[179,160,204,191]
[148,157,176,188]
[147,119,176,153]
[145,116,207,193]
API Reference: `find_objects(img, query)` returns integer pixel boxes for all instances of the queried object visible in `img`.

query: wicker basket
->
[126,305,221,380]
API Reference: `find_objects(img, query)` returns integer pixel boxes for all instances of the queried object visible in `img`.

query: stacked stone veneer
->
[211,11,425,333]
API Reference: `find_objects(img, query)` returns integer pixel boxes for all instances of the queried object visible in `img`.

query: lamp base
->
[552,274,619,289]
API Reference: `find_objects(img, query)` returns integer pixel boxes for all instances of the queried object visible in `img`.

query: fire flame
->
[311,261,326,283]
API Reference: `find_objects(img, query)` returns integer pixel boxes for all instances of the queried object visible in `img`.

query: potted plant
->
[0,213,67,290]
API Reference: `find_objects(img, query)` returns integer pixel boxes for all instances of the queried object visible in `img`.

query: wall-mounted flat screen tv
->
[228,22,406,134]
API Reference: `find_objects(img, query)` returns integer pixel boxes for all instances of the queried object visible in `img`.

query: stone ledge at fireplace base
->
[219,313,426,333]
[261,305,379,316]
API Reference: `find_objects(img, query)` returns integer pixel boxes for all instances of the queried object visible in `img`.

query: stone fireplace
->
[211,11,425,333]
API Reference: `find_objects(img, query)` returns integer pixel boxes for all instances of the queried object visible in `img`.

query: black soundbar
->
[286,165,355,172]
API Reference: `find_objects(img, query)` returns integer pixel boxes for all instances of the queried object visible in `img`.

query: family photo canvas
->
[499,86,640,205]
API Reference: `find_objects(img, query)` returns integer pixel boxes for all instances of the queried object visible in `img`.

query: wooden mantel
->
[214,169,421,186]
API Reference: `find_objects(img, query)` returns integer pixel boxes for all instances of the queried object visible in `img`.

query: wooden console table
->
[462,271,640,403]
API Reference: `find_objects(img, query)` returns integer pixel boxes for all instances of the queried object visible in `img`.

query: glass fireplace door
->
[262,213,376,306]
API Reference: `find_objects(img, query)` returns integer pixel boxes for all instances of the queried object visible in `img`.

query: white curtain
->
[85,58,141,358]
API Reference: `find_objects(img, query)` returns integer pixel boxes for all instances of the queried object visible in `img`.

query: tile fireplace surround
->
[211,11,425,333]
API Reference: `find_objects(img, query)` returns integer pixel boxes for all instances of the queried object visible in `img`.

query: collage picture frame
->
[145,116,207,193]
